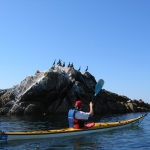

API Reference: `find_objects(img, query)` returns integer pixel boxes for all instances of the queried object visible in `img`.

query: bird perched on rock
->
[70,63,74,68]
[85,66,88,72]
[57,59,62,66]
[57,59,60,65]
[68,62,70,67]
[62,62,65,67]
[53,59,56,66]
[50,59,56,70]
[78,66,81,71]
[60,60,62,66]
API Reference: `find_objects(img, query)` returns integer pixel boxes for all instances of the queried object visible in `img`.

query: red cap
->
[75,100,84,107]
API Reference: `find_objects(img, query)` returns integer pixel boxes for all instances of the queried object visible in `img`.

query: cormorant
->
[78,66,81,71]
[68,62,70,67]
[62,62,65,67]
[53,59,56,66]
[70,63,74,68]
[85,66,88,72]
[59,60,62,66]
[70,63,74,69]
[57,59,60,65]
[57,59,62,66]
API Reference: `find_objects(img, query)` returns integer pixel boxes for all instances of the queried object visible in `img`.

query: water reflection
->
[1,135,104,150]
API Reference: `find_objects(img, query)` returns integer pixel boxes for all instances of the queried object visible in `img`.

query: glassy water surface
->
[0,112,150,150]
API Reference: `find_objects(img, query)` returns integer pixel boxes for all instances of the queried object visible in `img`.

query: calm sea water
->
[0,112,149,150]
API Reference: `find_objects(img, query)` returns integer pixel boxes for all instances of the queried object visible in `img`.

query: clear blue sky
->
[0,1,150,103]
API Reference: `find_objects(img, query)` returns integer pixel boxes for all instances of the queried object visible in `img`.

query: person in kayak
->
[68,100,94,128]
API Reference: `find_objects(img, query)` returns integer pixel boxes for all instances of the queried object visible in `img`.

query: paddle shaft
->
[91,94,98,103]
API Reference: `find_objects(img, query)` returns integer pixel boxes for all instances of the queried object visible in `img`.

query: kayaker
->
[68,100,94,129]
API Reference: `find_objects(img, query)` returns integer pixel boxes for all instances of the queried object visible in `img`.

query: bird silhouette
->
[59,60,62,66]
[68,62,70,67]
[62,62,65,67]
[53,59,56,66]
[70,63,74,68]
[78,66,81,71]
[57,59,60,65]
[85,66,88,72]
[57,59,62,66]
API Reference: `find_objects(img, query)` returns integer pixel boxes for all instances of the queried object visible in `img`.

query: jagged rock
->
[0,65,149,116]
[101,105,109,114]
[0,89,7,97]
[116,102,126,113]
[47,98,62,114]
[0,107,10,115]
[55,98,71,114]
[118,95,130,102]
[4,101,15,108]
[107,102,117,113]
[24,102,44,115]
[9,104,25,115]
[124,103,132,113]
[137,107,149,112]
[127,102,137,112]
[138,99,149,108]
[35,70,40,75]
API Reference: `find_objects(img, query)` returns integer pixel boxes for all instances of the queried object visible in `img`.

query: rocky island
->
[0,60,149,116]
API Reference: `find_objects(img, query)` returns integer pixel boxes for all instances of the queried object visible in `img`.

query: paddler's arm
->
[89,102,94,117]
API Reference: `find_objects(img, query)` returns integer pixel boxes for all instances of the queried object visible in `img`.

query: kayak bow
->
[0,114,147,141]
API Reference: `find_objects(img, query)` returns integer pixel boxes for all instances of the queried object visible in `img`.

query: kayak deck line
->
[0,113,147,141]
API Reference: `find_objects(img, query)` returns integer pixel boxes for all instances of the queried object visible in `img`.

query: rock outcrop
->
[0,65,149,116]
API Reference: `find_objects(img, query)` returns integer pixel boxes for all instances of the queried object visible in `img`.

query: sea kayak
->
[0,113,147,141]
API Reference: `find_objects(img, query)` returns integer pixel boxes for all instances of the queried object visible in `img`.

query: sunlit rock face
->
[0,66,96,115]
[0,65,150,116]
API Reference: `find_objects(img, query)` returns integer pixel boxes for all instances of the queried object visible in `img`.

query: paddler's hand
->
[89,102,94,117]
[89,102,93,108]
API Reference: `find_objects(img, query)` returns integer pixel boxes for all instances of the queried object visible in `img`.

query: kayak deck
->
[0,113,147,141]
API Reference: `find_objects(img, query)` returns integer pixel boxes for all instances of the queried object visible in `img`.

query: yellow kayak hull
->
[0,114,147,141]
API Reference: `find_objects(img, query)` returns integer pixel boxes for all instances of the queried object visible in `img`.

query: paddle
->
[84,79,104,126]
[92,79,104,102]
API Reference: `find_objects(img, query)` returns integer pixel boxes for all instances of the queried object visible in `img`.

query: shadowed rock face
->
[0,66,150,116]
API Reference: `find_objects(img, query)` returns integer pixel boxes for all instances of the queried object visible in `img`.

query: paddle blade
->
[94,79,104,96]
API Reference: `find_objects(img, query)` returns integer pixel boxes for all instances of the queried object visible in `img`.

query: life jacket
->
[68,109,85,129]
